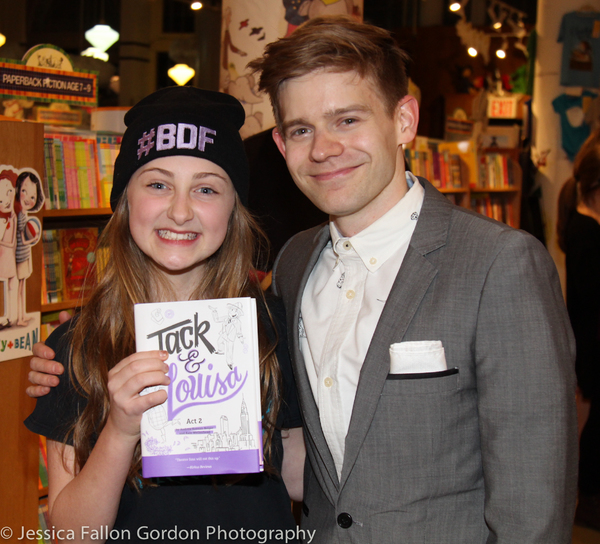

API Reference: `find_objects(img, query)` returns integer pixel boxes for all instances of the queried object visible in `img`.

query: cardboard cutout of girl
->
[15,169,45,326]
[0,167,18,329]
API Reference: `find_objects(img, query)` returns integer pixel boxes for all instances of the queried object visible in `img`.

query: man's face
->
[273,70,415,236]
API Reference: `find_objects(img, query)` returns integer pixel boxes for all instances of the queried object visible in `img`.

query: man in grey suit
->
[29,16,578,544]
[246,15,578,544]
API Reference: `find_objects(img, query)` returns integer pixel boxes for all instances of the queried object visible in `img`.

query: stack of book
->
[470,194,516,227]
[43,131,121,210]
[476,153,516,189]
[405,137,479,189]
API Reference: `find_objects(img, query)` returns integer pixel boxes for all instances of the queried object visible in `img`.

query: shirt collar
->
[329,172,424,272]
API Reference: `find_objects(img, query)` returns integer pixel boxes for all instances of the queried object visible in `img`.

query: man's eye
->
[290,127,309,137]
[342,118,357,126]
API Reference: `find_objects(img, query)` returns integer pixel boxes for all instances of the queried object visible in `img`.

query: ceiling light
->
[85,24,120,52]
[168,64,195,86]
[0,34,5,48]
[191,1,203,9]
[468,47,478,57]
[496,38,508,59]
[81,47,110,62]
[450,2,462,11]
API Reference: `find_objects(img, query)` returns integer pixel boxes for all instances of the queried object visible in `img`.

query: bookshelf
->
[39,130,118,324]
[470,148,522,228]
[0,119,45,539]
[405,137,522,228]
[0,121,118,541]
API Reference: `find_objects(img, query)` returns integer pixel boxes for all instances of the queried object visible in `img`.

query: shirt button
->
[337,512,353,528]
[324,377,333,388]
[342,241,352,251]
[369,257,377,265]
[346,290,355,299]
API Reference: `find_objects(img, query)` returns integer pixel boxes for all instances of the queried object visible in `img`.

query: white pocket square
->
[389,340,447,374]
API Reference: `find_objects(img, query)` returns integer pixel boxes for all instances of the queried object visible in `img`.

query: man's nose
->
[310,130,343,162]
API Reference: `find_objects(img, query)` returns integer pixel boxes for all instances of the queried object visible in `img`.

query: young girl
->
[15,170,45,326]
[25,87,304,543]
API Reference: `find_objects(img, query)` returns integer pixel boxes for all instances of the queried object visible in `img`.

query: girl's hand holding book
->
[106,350,170,440]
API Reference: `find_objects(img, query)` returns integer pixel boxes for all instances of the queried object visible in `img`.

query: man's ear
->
[395,95,420,145]
[272,127,287,159]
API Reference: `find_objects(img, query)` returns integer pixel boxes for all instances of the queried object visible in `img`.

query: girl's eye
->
[148,182,167,190]
[198,187,215,194]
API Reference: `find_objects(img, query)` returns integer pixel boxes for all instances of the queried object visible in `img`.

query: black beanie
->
[110,86,249,211]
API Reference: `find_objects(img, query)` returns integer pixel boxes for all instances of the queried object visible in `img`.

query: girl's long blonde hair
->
[65,192,281,487]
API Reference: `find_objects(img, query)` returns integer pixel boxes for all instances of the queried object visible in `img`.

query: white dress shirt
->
[299,173,424,477]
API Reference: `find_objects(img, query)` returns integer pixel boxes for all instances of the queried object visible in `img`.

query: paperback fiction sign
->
[0,60,97,106]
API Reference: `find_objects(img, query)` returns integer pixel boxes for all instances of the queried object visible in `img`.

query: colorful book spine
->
[42,230,62,304]
[52,138,67,209]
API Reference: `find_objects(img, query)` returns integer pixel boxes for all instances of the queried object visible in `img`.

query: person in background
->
[24,86,304,544]
[557,133,600,531]
[30,16,578,544]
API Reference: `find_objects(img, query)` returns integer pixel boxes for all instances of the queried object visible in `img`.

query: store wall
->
[532,0,600,292]
[220,0,364,139]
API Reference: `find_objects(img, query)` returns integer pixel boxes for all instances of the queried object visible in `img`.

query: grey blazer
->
[272,178,578,544]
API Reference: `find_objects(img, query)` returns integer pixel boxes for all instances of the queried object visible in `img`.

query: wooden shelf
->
[42,300,85,313]
[42,207,112,218]
[439,188,469,194]
[471,187,520,193]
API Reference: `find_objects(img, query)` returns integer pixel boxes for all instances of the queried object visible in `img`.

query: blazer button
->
[337,513,353,528]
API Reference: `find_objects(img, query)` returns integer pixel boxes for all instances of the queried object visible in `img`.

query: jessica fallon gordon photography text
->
[15,525,317,543]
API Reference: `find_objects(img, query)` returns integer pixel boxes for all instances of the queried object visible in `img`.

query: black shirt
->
[25,297,302,543]
[564,211,600,398]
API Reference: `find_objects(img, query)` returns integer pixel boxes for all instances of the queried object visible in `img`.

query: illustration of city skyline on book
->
[134,297,263,478]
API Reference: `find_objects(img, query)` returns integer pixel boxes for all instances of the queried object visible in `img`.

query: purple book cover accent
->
[134,298,263,478]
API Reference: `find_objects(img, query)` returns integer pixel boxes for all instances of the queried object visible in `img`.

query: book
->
[59,228,98,301]
[42,230,63,304]
[38,435,48,491]
[43,132,101,210]
[96,134,121,208]
[134,297,263,478]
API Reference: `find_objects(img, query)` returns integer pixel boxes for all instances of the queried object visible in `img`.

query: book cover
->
[134,297,263,478]
[59,228,98,301]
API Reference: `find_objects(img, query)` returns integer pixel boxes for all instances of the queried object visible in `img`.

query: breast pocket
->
[383,367,459,394]
[368,367,462,480]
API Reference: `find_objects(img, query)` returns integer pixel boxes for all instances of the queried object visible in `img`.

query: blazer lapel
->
[339,178,453,488]
[289,225,342,498]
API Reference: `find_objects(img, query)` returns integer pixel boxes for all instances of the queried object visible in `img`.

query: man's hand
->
[26,311,71,397]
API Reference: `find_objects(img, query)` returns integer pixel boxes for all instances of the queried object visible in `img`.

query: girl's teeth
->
[158,230,198,241]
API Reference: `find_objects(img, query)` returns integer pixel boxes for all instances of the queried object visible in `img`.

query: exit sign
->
[488,95,521,119]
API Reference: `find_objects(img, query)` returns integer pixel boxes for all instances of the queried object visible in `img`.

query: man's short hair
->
[247,15,410,128]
